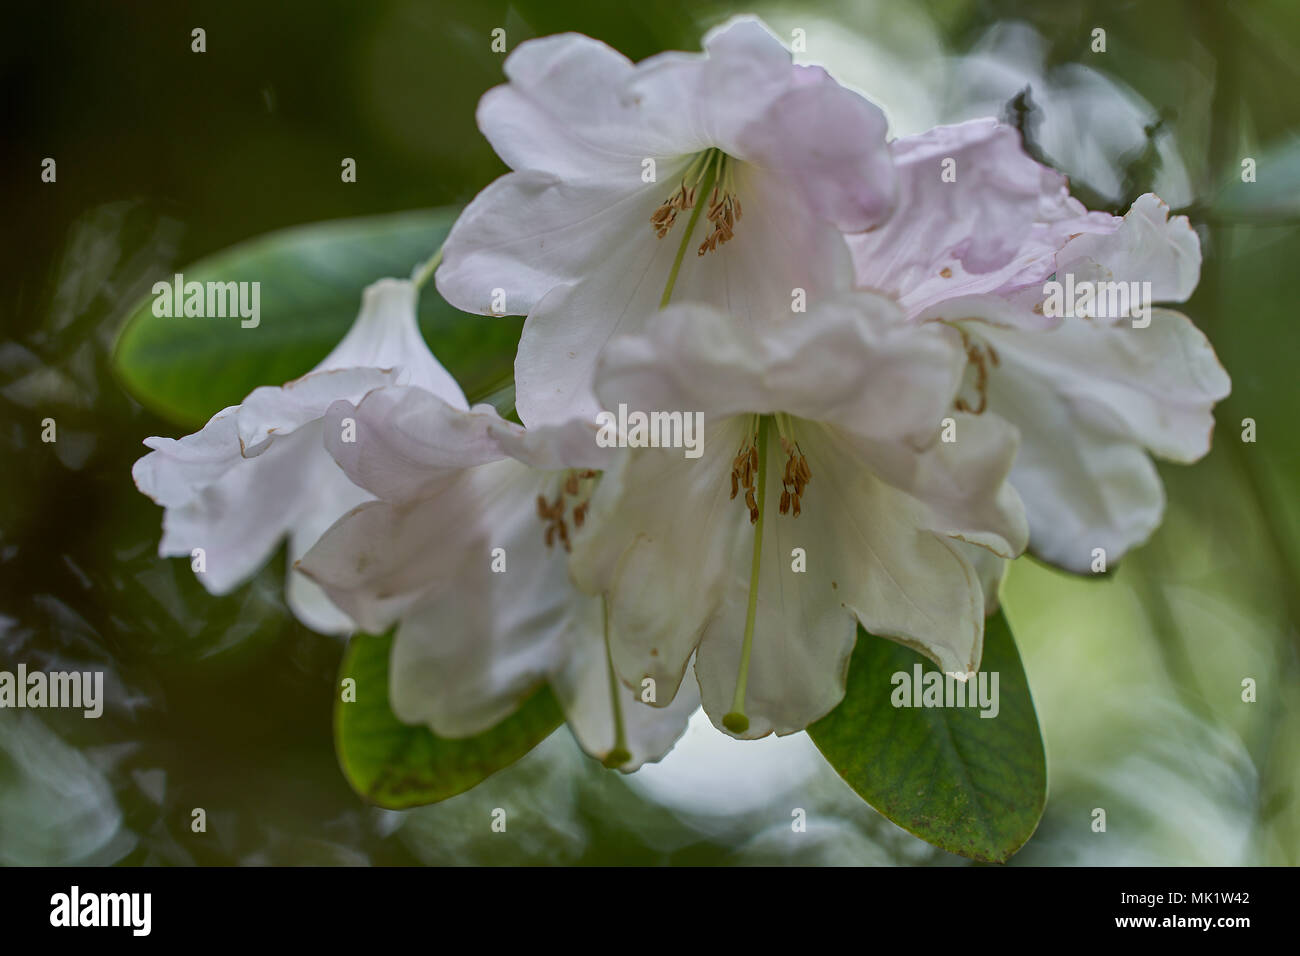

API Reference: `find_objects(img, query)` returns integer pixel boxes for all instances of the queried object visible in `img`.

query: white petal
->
[488,416,617,472]
[147,424,322,595]
[235,367,396,458]
[284,455,373,635]
[296,461,504,635]
[313,278,467,408]
[383,459,580,737]
[809,426,987,678]
[133,407,243,509]
[694,422,988,738]
[1056,193,1201,304]
[436,170,664,328]
[320,386,504,504]
[835,411,1029,559]
[568,419,749,706]
[286,565,357,636]
[551,618,700,771]
[591,293,963,445]
[976,307,1230,464]
[133,278,459,633]
[982,361,1165,572]
[958,539,1010,615]
[478,34,670,179]
[514,168,856,425]
[133,382,388,614]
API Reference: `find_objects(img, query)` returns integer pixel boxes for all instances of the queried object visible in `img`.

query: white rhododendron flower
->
[569,293,1028,739]
[847,123,1229,571]
[128,15,1235,796]
[132,278,464,633]
[298,386,698,770]
[435,15,896,425]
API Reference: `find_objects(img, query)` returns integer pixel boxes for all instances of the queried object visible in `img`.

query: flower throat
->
[650,148,742,257]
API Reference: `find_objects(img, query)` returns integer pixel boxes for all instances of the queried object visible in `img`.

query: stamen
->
[537,469,599,552]
[728,422,763,525]
[730,416,812,521]
[649,148,744,259]
[777,439,812,520]
[650,149,716,241]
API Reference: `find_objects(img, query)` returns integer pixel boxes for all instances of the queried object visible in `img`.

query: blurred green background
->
[1,0,1296,865]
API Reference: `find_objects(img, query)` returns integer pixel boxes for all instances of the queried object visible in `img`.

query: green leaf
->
[112,208,523,428]
[808,611,1046,863]
[335,630,563,809]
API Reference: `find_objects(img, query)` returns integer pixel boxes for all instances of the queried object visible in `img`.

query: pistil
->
[724,415,770,734]
[601,596,632,768]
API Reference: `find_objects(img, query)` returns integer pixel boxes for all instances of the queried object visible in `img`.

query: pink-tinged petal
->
[379,459,579,737]
[627,17,796,155]
[591,293,963,445]
[443,17,893,428]
[235,368,397,458]
[735,65,895,232]
[298,457,513,637]
[850,119,1115,319]
[321,386,504,504]
[488,416,618,473]
[478,34,662,179]
[909,204,1120,330]
[851,120,1048,281]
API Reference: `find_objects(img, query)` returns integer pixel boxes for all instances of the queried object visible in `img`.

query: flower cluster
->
[134,18,1229,769]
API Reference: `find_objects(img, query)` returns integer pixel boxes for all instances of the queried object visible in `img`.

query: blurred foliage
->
[112,208,521,427]
[1,0,1296,865]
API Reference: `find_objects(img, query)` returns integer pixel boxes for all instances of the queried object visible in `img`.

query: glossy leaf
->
[112,208,523,427]
[335,630,563,810]
[809,611,1046,863]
